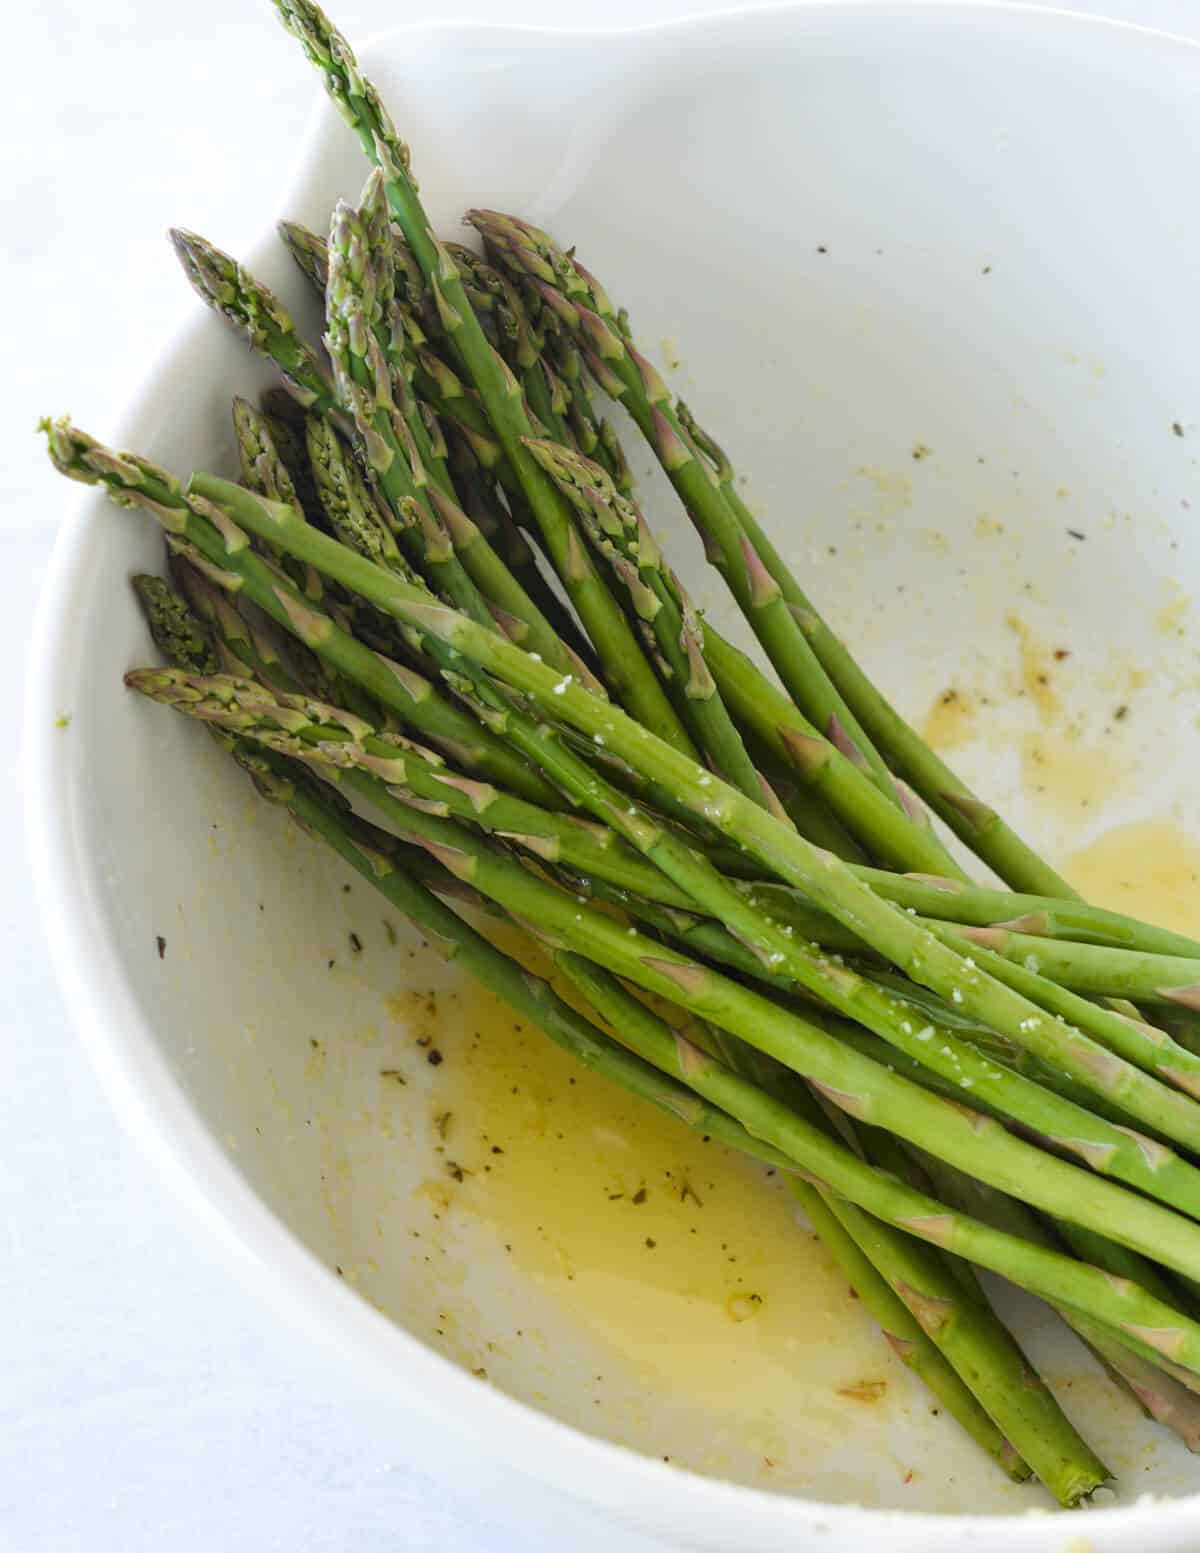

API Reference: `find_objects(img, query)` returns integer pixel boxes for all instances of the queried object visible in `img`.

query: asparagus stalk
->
[278,216,330,293]
[184,474,1200,1152]
[525,438,773,808]
[467,209,900,799]
[443,425,597,666]
[42,417,557,805]
[673,401,1075,897]
[124,668,720,908]
[773,869,1200,961]
[698,622,966,877]
[945,923,1200,1011]
[324,197,501,632]
[271,0,698,757]
[911,1148,1200,1452]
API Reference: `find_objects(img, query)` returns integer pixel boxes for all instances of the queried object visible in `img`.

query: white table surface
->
[7,2,1198,1548]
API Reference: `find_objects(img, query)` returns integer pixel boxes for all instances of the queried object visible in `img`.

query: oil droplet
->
[922,686,978,752]
[1021,729,1124,814]
[1155,581,1191,638]
[1006,613,1061,724]
[1065,819,1200,940]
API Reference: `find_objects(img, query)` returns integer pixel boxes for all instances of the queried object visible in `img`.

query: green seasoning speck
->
[54,715,71,729]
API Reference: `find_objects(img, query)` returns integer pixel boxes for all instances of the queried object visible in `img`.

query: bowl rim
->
[25,2,1200,1543]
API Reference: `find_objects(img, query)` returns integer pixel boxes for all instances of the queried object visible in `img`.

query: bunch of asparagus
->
[44,0,1200,1506]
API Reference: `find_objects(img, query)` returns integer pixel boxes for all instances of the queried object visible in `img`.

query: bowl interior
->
[31,2,1200,1537]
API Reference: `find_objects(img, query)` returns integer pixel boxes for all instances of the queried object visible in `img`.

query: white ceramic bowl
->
[27,4,1200,1548]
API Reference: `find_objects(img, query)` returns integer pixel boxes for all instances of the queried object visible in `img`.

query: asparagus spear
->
[184,473,1200,1151]
[673,400,1076,897]
[279,216,601,668]
[945,923,1200,1010]
[324,197,505,632]
[170,227,337,413]
[467,209,899,799]
[910,1148,1200,1452]
[278,217,331,294]
[258,387,326,525]
[42,417,557,805]
[699,622,966,878]
[773,869,1200,961]
[131,574,218,674]
[525,437,773,808]
[271,0,698,757]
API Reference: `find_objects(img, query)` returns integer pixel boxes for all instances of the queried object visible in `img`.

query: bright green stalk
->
[42,417,556,805]
[271,0,697,757]
[586,875,1198,1158]
[467,209,900,801]
[911,1149,1200,1452]
[525,438,774,809]
[806,868,1200,960]
[946,922,1200,1010]
[700,623,965,877]
[325,198,499,631]
[674,401,1074,896]
[122,668,710,909]
[920,920,1200,1105]
[183,475,1200,1154]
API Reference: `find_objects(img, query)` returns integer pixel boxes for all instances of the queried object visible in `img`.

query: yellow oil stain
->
[1065,820,1200,941]
[1020,729,1123,815]
[974,515,1005,537]
[922,686,978,752]
[1156,581,1191,638]
[1005,613,1062,724]
[413,967,907,1437]
[854,465,913,510]
[659,336,682,371]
